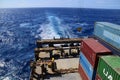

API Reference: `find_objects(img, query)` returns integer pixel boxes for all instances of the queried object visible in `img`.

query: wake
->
[37,13,76,39]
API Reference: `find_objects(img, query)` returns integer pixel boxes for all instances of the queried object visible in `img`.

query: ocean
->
[0,8,120,80]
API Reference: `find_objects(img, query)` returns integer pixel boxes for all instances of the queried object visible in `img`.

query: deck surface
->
[45,73,82,80]
[55,58,79,69]
[31,58,83,80]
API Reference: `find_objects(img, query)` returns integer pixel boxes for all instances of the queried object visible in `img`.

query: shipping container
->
[95,74,102,80]
[97,56,120,80]
[94,22,120,50]
[78,64,89,80]
[96,37,120,56]
[81,38,112,68]
[79,52,96,80]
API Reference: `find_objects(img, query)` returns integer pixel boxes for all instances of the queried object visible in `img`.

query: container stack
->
[96,55,120,80]
[78,38,112,80]
[94,22,120,55]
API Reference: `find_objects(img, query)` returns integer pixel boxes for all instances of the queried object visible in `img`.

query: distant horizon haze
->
[0,0,120,9]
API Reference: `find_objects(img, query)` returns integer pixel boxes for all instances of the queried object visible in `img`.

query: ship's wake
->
[36,13,77,39]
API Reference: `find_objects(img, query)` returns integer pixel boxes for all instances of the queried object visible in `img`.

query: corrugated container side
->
[81,41,96,67]
[95,74,102,80]
[95,36,120,56]
[97,56,120,80]
[94,22,120,50]
[78,64,89,80]
[79,52,96,80]
[81,38,111,68]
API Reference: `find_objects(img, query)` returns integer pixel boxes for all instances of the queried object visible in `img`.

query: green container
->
[97,56,120,80]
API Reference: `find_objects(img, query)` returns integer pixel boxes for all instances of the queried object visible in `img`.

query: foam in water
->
[20,23,31,28]
[3,77,11,80]
[37,14,77,39]
[0,61,5,67]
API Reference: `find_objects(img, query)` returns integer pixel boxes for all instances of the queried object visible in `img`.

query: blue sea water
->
[0,8,120,80]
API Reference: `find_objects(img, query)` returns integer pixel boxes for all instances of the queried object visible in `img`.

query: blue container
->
[79,52,96,80]
[94,22,120,50]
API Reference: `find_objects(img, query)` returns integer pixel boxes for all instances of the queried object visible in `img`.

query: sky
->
[0,0,120,9]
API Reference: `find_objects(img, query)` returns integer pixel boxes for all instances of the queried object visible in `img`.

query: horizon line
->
[0,7,120,10]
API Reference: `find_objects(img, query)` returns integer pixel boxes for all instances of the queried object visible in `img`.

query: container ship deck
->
[29,22,120,80]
